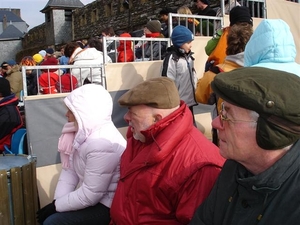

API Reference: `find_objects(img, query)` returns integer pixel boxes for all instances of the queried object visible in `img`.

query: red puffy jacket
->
[110,102,225,224]
[117,33,134,62]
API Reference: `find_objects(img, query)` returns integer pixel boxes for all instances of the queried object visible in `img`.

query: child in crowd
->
[161,25,198,125]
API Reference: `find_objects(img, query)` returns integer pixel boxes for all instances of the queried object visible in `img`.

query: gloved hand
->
[36,200,57,224]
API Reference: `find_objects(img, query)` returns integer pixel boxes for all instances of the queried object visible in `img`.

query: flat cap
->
[118,77,180,109]
[211,67,300,150]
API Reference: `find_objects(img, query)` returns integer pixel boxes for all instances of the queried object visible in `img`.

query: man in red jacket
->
[110,77,225,225]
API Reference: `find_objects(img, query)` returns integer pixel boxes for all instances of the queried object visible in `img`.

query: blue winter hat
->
[171,26,194,48]
[7,59,17,66]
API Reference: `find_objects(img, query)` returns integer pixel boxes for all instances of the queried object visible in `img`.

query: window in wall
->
[80,14,87,26]
[45,12,51,23]
[65,10,72,21]
[91,9,98,22]
[105,4,112,17]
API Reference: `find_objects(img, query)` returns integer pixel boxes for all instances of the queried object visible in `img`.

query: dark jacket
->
[190,140,300,225]
[26,69,38,95]
[197,6,216,16]
[135,34,167,60]
[0,94,23,151]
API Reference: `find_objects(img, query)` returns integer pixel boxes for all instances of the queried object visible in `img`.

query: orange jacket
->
[207,27,230,66]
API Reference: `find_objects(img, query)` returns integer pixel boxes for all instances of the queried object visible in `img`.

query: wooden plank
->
[22,163,35,225]
[31,161,38,225]
[0,170,11,225]
[11,166,25,225]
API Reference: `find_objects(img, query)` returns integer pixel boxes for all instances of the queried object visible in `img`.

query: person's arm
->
[54,166,79,200]
[195,70,216,104]
[0,109,19,139]
[161,54,177,85]
[175,165,221,224]
[55,140,121,212]
[205,29,223,56]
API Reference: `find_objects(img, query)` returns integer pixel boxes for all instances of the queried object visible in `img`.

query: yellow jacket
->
[195,60,242,112]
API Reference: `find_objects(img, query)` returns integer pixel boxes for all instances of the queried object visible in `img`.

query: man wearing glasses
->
[191,67,300,224]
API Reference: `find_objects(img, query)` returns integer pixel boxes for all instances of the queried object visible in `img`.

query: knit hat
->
[55,73,78,93]
[7,59,17,66]
[118,77,180,109]
[146,20,162,33]
[211,67,300,150]
[39,50,46,58]
[0,78,11,97]
[171,25,194,48]
[41,57,59,72]
[193,0,210,4]
[46,48,54,55]
[229,6,253,26]
[20,56,36,66]
[33,54,43,64]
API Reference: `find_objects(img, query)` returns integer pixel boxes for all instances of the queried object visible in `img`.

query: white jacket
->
[54,84,126,212]
[71,47,112,86]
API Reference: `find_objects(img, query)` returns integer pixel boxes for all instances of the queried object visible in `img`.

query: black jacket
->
[0,94,23,151]
[190,140,300,225]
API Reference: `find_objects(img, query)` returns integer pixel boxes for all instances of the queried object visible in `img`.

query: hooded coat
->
[117,33,134,62]
[110,102,225,224]
[54,84,126,212]
[70,47,112,86]
[244,19,300,76]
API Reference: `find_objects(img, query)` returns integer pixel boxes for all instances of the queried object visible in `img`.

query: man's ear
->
[154,114,163,122]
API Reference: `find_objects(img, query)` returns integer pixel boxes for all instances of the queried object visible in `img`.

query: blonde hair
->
[177,6,192,15]
[177,6,199,26]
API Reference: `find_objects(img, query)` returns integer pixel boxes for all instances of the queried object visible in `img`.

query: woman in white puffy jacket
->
[37,84,126,225]
[64,42,112,86]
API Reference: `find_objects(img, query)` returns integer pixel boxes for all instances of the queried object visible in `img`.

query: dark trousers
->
[43,203,110,225]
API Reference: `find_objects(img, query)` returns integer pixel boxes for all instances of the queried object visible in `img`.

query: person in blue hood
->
[244,19,300,76]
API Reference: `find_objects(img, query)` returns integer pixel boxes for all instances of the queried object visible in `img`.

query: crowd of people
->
[1,1,300,224]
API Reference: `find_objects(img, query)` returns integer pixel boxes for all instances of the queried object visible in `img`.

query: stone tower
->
[40,0,84,45]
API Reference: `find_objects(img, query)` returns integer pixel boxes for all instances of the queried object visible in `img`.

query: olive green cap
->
[211,67,300,150]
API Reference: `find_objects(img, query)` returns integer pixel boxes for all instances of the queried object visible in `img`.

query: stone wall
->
[0,39,22,63]
[72,0,196,40]
[17,24,47,62]
[18,0,221,60]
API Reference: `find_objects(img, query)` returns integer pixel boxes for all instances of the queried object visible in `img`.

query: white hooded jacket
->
[71,47,112,86]
[54,84,126,212]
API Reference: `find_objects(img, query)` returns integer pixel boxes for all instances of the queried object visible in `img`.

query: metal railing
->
[102,36,171,63]
[21,64,106,97]
[168,13,223,36]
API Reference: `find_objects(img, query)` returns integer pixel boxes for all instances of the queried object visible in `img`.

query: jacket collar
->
[236,140,300,193]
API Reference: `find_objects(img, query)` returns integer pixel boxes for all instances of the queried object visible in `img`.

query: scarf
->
[58,122,77,169]
[145,33,161,38]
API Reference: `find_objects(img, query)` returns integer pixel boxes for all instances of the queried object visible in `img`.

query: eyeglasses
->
[219,102,257,127]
